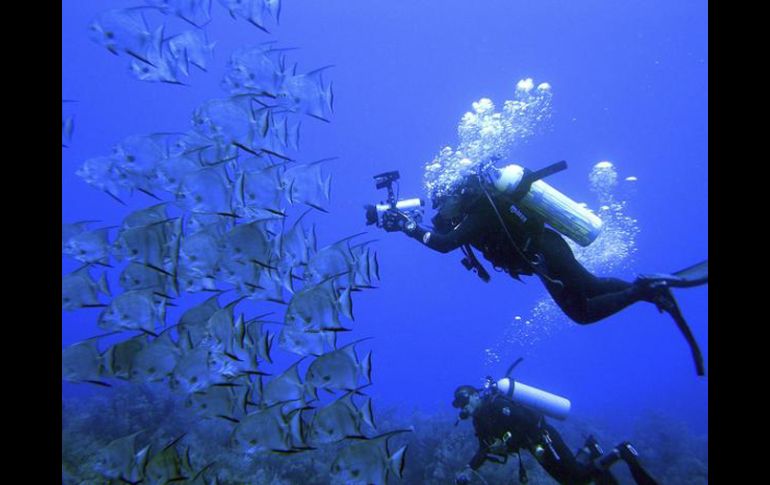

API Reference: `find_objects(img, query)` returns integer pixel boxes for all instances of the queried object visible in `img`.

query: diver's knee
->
[550,297,594,325]
[565,308,602,325]
[570,314,597,325]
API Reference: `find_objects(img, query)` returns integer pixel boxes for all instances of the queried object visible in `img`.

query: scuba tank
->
[495,377,571,421]
[485,358,572,421]
[491,162,603,247]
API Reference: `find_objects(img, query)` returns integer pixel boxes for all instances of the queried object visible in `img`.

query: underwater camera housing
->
[364,170,425,232]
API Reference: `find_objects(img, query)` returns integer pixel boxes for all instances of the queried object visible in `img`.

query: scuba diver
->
[452,360,659,485]
[364,163,708,375]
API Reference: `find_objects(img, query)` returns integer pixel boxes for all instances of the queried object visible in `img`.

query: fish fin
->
[261,148,293,161]
[306,382,318,401]
[388,444,408,479]
[363,350,373,384]
[324,172,332,202]
[263,331,274,364]
[125,48,156,67]
[247,18,270,34]
[306,113,331,123]
[137,187,161,200]
[233,141,260,156]
[83,379,112,387]
[320,326,351,332]
[305,65,335,76]
[216,414,240,424]
[138,328,159,338]
[338,286,354,320]
[97,271,111,296]
[105,190,126,205]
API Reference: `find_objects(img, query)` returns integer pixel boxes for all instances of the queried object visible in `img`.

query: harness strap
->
[518,453,528,484]
[478,181,564,288]
[504,160,568,202]
[461,244,491,282]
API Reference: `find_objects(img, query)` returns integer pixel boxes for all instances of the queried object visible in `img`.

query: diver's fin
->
[637,259,708,289]
[654,288,705,376]
[672,259,708,287]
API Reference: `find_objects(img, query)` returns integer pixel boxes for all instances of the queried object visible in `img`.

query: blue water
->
[62,0,708,479]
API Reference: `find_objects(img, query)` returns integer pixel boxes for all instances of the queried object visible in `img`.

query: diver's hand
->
[455,467,473,485]
[382,208,417,233]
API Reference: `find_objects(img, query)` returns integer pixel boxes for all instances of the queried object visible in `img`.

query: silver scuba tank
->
[496,377,572,421]
[492,164,603,247]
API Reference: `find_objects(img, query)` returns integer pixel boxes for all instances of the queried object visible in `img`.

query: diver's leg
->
[575,436,620,485]
[596,443,659,485]
[535,424,606,485]
[534,231,704,373]
[534,230,643,324]
[616,442,659,485]
[581,280,647,323]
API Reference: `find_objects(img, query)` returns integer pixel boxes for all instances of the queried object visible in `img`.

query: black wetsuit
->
[405,196,647,324]
[467,393,618,485]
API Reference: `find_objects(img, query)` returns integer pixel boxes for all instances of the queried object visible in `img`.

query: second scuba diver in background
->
[365,162,708,375]
[452,359,659,485]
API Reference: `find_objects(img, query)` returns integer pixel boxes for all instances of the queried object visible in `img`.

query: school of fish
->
[63,1,410,483]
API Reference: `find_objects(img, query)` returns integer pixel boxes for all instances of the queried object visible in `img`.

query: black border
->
[51,1,722,483]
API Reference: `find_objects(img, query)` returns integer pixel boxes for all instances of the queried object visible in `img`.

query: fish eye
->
[323,375,330,382]
[190,376,198,383]
[351,469,360,477]
[105,31,114,39]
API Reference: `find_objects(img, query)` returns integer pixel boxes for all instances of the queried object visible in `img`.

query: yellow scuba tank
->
[492,163,603,247]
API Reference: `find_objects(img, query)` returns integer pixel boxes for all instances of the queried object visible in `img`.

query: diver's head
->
[431,175,484,220]
[432,192,464,221]
[452,385,481,420]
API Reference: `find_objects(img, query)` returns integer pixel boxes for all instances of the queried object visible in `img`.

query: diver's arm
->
[468,443,487,470]
[391,210,481,253]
